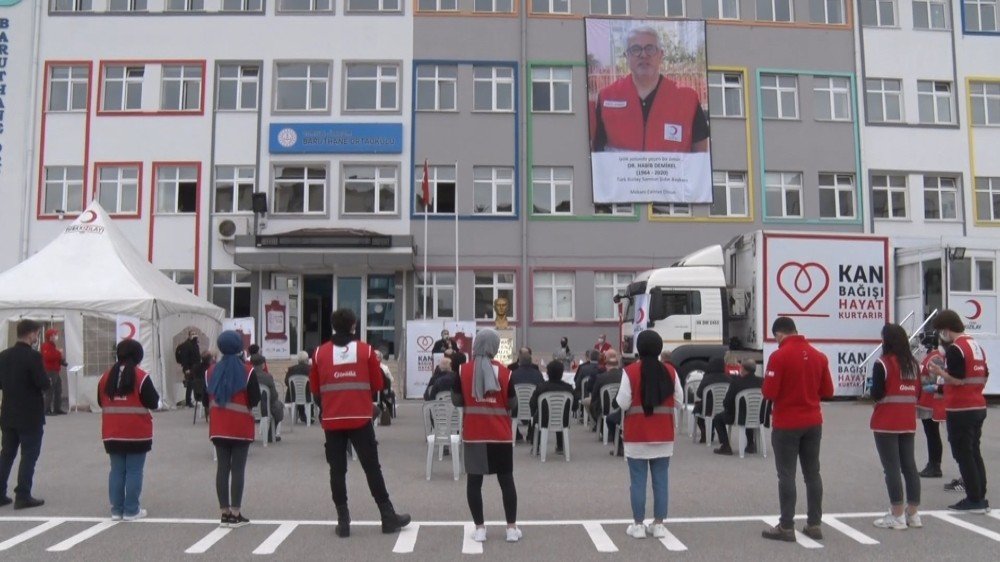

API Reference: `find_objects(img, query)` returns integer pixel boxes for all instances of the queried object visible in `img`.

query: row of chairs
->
[685,381,770,459]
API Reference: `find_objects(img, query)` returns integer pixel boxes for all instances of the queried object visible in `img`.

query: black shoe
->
[949,498,990,513]
[220,513,234,527]
[698,435,707,444]
[0,496,11,507]
[745,445,758,455]
[919,464,943,478]
[944,479,965,492]
[802,524,823,540]
[555,447,565,455]
[377,501,411,534]
[14,496,44,510]
[54,411,67,415]
[230,514,250,528]
[761,524,795,542]
[335,504,351,538]
[713,446,733,456]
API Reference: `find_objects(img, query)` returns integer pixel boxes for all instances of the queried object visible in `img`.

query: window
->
[708,71,744,117]
[594,203,634,215]
[163,270,196,294]
[913,0,949,29]
[813,76,851,121]
[212,271,252,317]
[348,0,402,11]
[710,171,748,217]
[345,63,399,112]
[532,0,570,13]
[214,166,255,214]
[474,0,514,11]
[970,82,1000,126]
[102,65,144,112]
[532,67,572,113]
[765,172,803,218]
[108,0,147,12]
[660,291,702,317]
[161,65,202,111]
[415,273,455,319]
[534,272,575,321]
[366,275,397,355]
[273,165,326,214]
[818,173,856,219]
[278,0,334,10]
[871,174,908,219]
[416,65,457,111]
[415,165,456,214]
[917,80,953,124]
[475,272,516,320]
[650,203,692,216]
[156,166,198,214]
[42,166,84,215]
[703,0,739,18]
[760,74,798,119]
[274,62,329,112]
[865,78,903,123]
[50,0,93,11]
[217,65,259,111]
[532,167,573,215]
[595,272,634,321]
[809,0,845,22]
[590,0,629,14]
[923,175,959,220]
[860,0,896,25]
[221,0,263,10]
[165,0,205,10]
[948,258,994,293]
[473,166,515,215]
[418,0,458,10]
[48,66,88,112]
[975,177,1000,222]
[98,166,140,215]
[648,0,685,16]
[473,66,514,112]
[343,165,398,214]
[757,0,792,21]
[966,0,999,31]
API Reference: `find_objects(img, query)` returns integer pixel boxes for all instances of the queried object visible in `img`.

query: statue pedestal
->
[495,329,516,367]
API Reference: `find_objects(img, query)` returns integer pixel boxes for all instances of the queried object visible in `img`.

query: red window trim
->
[37,60,93,221]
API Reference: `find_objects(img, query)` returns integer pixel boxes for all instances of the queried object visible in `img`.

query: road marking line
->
[185,527,231,554]
[931,513,1000,542]
[655,526,687,551]
[462,523,483,554]
[253,523,298,555]
[582,522,618,553]
[0,519,65,551]
[46,521,118,552]
[987,511,1000,523]
[821,516,879,545]
[393,524,420,554]
[762,517,822,549]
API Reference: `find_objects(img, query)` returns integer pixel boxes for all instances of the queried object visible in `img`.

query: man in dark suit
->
[0,319,50,509]
[694,355,732,443]
[713,359,763,456]
[509,352,544,442]
[574,350,603,411]
[529,361,575,454]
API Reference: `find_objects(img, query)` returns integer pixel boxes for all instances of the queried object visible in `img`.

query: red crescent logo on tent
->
[965,299,983,321]
[120,322,137,340]
[80,210,98,224]
[636,308,646,324]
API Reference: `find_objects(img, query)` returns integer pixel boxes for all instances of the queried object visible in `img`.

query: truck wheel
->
[679,359,708,389]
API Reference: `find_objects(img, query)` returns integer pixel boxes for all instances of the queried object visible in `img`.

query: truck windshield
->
[624,299,635,322]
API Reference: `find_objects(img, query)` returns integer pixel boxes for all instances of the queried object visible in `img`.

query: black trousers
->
[946,410,988,503]
[712,413,756,449]
[772,425,823,528]
[325,423,390,507]
[0,426,44,499]
[468,473,517,525]
[921,418,942,466]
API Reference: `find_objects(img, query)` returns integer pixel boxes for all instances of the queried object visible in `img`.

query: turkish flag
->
[421,159,432,209]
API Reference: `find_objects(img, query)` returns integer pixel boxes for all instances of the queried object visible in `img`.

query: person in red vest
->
[616,330,680,540]
[926,309,990,513]
[594,334,613,368]
[40,329,67,415]
[309,308,409,538]
[869,324,922,530]
[97,339,159,521]
[452,328,521,544]
[590,25,710,154]
[916,332,946,478]
[207,330,260,529]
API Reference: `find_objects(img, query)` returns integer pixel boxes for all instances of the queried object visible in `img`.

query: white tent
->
[0,202,225,409]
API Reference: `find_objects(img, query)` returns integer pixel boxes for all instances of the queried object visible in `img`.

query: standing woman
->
[453,328,521,543]
[98,339,159,521]
[616,330,681,539]
[916,333,945,478]
[207,331,260,528]
[554,337,574,373]
[870,323,922,529]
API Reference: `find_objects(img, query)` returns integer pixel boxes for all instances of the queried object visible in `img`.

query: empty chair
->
[511,384,536,441]
[599,383,621,445]
[532,391,573,462]
[423,400,461,480]
[732,388,767,458]
[694,382,729,446]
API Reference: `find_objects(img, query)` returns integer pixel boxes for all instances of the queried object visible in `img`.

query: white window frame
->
[809,0,845,23]
[765,171,803,218]
[47,65,89,112]
[97,165,141,215]
[708,71,744,118]
[347,0,403,12]
[416,165,457,215]
[160,64,202,111]
[818,173,856,219]
[221,0,263,10]
[474,272,517,321]
[272,165,327,214]
[532,0,571,13]
[102,65,144,112]
[156,165,199,215]
[860,0,897,26]
[50,0,93,11]
[865,78,904,123]
[531,66,573,113]
[760,74,799,120]
[277,0,334,11]
[594,203,635,215]
[917,80,954,124]
[871,173,908,220]
[975,177,1000,222]
[164,270,197,293]
[415,272,456,320]
[702,0,740,18]
[709,171,749,217]
[164,0,205,10]
[474,0,514,12]
[756,0,793,21]
[473,166,515,216]
[532,166,574,216]
[416,65,457,111]
[42,166,84,216]
[813,76,852,121]
[342,164,399,215]
[274,62,330,112]
[417,0,458,10]
[650,203,692,216]
[912,0,950,29]
[473,66,515,112]
[214,165,255,214]
[534,271,575,322]
[647,0,686,16]
[923,175,959,221]
[966,0,999,31]
[344,62,400,112]
[970,81,1000,126]
[590,0,629,14]
[217,64,259,111]
[594,272,634,321]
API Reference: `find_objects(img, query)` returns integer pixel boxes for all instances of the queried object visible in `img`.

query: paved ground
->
[1,401,998,560]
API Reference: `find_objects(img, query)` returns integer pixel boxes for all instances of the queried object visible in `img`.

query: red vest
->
[725,364,742,377]
[316,341,375,431]
[595,76,700,152]
[870,355,919,433]
[459,361,513,443]
[208,365,255,441]
[622,362,676,444]
[99,368,153,442]
[944,335,988,412]
[917,351,946,422]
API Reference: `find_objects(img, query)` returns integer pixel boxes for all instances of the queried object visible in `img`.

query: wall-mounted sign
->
[269,123,403,154]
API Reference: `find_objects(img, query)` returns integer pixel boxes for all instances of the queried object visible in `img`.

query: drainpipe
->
[19,0,45,261]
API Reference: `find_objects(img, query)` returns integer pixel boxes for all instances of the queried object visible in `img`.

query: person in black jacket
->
[284,351,311,423]
[694,355,732,444]
[713,360,763,455]
[529,361,575,454]
[424,358,457,401]
[0,319,50,509]
[574,350,603,411]
[176,332,201,407]
[510,353,544,442]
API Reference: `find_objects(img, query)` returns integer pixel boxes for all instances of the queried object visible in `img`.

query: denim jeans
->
[109,452,147,517]
[626,456,670,522]
[0,426,44,499]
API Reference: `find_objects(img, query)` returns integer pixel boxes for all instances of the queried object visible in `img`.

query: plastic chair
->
[423,400,461,480]
[192,401,206,424]
[287,375,314,427]
[511,384,536,440]
[599,383,620,445]
[532,391,573,462]
[694,382,729,446]
[577,375,592,427]
[255,386,271,448]
[682,379,699,435]
[732,388,767,459]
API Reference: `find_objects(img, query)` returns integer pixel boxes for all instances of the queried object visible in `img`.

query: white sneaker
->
[123,508,148,522]
[648,523,668,538]
[472,527,487,542]
[110,513,123,522]
[873,513,907,530]
[626,523,647,539]
[505,527,522,543]
[906,513,922,528]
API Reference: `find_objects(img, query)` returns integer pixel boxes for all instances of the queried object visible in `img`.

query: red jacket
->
[944,335,988,412]
[870,355,920,433]
[41,341,64,373]
[762,335,834,430]
[309,340,382,431]
[591,75,701,152]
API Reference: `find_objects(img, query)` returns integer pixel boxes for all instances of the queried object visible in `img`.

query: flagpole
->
[454,160,460,321]
[422,161,429,319]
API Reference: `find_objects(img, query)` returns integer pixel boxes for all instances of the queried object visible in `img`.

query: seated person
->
[574,350,603,411]
[284,351,312,423]
[424,357,457,401]
[693,355,732,443]
[510,352,544,442]
[529,361,575,454]
[713,359,763,455]
[251,354,284,442]
[374,350,395,421]
[585,351,623,436]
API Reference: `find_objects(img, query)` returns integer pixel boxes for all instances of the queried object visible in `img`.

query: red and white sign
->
[405,320,477,399]
[260,290,290,358]
[116,315,140,341]
[951,296,997,335]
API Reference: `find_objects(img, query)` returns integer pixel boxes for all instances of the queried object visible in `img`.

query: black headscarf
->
[636,330,673,416]
[104,339,145,398]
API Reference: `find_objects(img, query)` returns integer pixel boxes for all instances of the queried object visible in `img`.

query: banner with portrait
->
[585,18,712,203]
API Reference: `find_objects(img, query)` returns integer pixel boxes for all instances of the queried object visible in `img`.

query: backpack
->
[175,342,185,365]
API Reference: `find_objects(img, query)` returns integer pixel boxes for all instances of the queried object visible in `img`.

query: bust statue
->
[493,296,510,330]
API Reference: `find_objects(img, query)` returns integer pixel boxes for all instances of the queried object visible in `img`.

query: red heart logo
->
[777,262,830,312]
[417,335,434,352]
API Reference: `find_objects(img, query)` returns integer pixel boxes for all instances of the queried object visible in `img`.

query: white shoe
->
[648,523,668,538]
[110,513,123,522]
[472,527,487,542]
[123,508,147,522]
[873,513,907,530]
[626,523,647,539]
[906,513,922,528]
[505,527,522,543]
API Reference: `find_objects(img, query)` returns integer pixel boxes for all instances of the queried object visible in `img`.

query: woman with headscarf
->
[616,330,681,540]
[452,328,521,544]
[553,336,574,373]
[98,339,160,521]
[207,330,260,529]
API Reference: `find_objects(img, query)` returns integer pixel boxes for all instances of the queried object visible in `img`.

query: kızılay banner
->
[405,320,477,399]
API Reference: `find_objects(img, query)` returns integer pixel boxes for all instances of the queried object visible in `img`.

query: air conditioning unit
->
[218,219,238,241]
